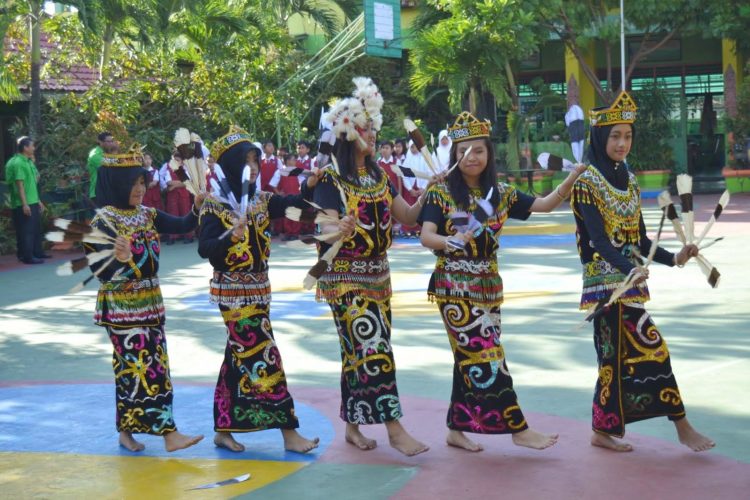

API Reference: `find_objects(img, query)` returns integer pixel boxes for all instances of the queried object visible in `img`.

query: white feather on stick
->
[404,118,438,174]
[657,191,687,244]
[68,254,116,294]
[676,174,694,243]
[695,190,730,246]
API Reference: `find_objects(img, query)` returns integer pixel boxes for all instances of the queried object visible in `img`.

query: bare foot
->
[213,431,245,452]
[163,430,204,452]
[119,431,145,452]
[281,429,320,454]
[512,428,559,450]
[345,423,377,451]
[590,432,633,452]
[446,430,484,452]
[386,420,430,457]
[675,418,715,452]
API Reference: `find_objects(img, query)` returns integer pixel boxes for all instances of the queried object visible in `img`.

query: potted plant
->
[724,62,750,194]
[628,81,675,195]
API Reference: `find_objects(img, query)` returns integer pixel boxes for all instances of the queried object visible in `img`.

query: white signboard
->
[374,2,394,41]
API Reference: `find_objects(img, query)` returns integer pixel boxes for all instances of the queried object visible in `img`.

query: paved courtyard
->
[1,194,748,499]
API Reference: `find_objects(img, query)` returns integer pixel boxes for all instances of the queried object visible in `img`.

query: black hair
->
[263,140,276,148]
[379,140,394,148]
[446,137,500,210]
[283,153,297,163]
[297,140,311,149]
[332,136,382,186]
[17,136,33,153]
[97,131,112,142]
[394,139,407,151]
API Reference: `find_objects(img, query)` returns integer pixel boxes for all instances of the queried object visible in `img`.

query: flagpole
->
[620,0,626,91]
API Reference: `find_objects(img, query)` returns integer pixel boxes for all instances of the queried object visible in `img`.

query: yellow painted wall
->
[565,45,597,112]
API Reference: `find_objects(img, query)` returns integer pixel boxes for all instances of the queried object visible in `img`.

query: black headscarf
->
[95,165,148,209]
[586,122,635,190]
[216,141,261,200]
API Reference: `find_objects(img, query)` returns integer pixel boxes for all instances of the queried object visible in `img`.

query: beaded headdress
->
[324,77,384,142]
[101,144,144,168]
[211,125,252,162]
[589,90,638,127]
[447,111,492,143]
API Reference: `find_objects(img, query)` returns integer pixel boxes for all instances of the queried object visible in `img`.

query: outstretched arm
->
[529,165,587,213]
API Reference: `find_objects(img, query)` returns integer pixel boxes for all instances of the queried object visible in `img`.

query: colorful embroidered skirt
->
[96,278,165,328]
[328,292,402,424]
[592,303,685,437]
[214,303,299,432]
[107,325,176,435]
[436,299,528,434]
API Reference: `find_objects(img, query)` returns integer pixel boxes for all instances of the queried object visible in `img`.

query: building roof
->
[4,31,99,94]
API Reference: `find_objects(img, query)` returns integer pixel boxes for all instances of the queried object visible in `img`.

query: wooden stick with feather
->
[445,145,472,174]
[657,191,688,244]
[695,190,730,246]
[581,210,667,325]
[404,118,438,175]
[657,190,721,287]
[676,174,695,244]
[303,154,349,290]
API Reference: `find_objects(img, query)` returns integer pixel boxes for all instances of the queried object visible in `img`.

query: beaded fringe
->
[95,278,164,327]
[210,271,272,307]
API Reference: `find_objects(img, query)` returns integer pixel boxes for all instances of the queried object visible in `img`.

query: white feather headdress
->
[324,77,383,142]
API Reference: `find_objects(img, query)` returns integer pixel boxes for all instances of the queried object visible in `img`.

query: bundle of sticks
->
[581,178,729,324]
[660,174,728,288]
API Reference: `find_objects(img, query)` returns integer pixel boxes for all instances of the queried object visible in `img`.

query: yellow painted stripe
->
[502,223,575,235]
[0,451,305,498]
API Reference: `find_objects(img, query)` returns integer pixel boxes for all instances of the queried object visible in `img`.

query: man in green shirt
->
[5,136,48,264]
[87,131,114,202]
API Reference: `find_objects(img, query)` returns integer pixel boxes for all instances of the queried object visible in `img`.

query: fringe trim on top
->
[571,167,641,245]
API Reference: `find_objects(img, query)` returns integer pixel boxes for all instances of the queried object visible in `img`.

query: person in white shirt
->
[432,129,452,170]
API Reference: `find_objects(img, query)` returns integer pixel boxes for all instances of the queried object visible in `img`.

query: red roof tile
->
[4,31,99,93]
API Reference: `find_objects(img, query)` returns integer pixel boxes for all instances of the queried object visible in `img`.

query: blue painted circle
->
[0,384,334,462]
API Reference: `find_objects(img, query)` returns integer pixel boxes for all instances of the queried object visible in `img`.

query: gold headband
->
[447,111,491,143]
[589,91,637,127]
[211,125,252,161]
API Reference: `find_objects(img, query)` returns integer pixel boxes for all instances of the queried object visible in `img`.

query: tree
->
[532,0,709,102]
[271,0,360,39]
[409,0,546,117]
[409,0,550,172]
[707,1,750,55]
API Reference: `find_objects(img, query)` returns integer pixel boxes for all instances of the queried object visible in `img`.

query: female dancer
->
[313,77,431,456]
[571,92,714,452]
[85,144,204,452]
[197,128,320,453]
[419,111,585,452]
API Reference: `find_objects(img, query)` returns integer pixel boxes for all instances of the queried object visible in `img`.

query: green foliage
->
[409,0,547,114]
[707,1,750,55]
[533,0,712,100]
[726,62,750,139]
[628,81,676,172]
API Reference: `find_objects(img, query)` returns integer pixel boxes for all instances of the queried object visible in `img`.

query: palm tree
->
[271,0,360,38]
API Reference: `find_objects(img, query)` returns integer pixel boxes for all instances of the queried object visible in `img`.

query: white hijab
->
[403,140,429,189]
[433,130,452,170]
